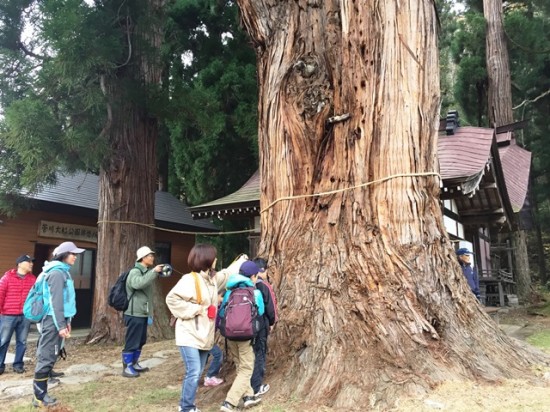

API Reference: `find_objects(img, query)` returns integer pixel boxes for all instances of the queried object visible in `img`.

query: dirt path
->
[1,307,550,411]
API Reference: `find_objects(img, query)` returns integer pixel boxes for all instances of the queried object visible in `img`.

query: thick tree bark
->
[484,0,513,126]
[237,0,548,408]
[89,0,171,343]
[484,0,531,300]
[513,230,531,303]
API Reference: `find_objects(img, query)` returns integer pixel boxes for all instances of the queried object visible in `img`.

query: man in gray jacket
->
[121,246,163,378]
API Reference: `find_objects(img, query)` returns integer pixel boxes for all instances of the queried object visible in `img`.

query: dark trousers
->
[35,316,63,379]
[251,327,268,393]
[123,315,148,352]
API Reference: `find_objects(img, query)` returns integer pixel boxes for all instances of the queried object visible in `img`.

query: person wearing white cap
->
[33,241,85,408]
[121,246,164,378]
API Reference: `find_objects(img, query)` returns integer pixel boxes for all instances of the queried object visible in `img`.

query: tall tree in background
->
[483,0,531,301]
[0,0,171,342]
[236,0,547,408]
[505,0,550,283]
[163,0,259,263]
[165,0,258,205]
[92,0,171,343]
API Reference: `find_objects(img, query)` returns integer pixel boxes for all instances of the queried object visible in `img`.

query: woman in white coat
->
[166,244,246,412]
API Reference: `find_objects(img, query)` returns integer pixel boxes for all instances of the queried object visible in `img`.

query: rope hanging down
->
[260,171,441,214]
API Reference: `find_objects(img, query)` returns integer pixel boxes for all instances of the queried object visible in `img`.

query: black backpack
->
[108,270,135,311]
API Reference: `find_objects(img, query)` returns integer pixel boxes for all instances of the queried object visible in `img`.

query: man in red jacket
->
[0,254,36,374]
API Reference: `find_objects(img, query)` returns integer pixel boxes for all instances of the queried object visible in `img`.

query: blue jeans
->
[179,346,209,412]
[0,315,31,369]
[206,344,223,377]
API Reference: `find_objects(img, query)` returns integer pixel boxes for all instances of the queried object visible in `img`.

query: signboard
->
[38,220,97,243]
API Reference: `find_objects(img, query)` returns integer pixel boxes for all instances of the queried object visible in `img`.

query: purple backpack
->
[219,286,260,341]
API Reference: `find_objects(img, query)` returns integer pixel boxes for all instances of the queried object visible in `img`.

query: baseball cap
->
[53,241,85,257]
[239,261,261,277]
[16,254,35,265]
[456,247,473,256]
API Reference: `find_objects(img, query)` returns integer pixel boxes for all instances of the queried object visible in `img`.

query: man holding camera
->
[121,246,165,378]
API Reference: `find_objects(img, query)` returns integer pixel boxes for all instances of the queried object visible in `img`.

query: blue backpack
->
[23,273,50,323]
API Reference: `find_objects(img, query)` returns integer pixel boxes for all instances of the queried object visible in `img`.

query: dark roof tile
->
[29,172,215,230]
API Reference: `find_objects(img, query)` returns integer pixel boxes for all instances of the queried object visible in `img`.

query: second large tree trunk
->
[89,0,171,343]
[237,0,548,408]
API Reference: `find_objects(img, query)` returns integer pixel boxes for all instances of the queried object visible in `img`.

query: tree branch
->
[513,88,550,110]
[17,41,45,60]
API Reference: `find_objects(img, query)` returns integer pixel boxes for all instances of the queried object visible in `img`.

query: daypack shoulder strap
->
[190,272,202,305]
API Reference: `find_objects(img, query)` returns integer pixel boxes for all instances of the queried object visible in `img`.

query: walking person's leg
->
[133,317,149,372]
[13,315,31,372]
[179,346,209,412]
[0,315,16,374]
[33,316,61,407]
[251,329,268,395]
[122,315,144,377]
[204,344,224,386]
[223,340,258,410]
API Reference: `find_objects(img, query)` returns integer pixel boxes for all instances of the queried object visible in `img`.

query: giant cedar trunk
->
[237,0,548,408]
[88,0,171,343]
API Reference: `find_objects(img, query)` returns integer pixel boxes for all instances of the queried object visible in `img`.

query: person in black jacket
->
[250,258,277,397]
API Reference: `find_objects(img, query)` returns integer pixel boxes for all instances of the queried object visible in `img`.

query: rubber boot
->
[133,350,149,373]
[33,376,58,407]
[122,352,140,378]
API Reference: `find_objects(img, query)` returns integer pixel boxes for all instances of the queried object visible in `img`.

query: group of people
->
[164,244,278,412]
[0,239,481,411]
[0,241,85,408]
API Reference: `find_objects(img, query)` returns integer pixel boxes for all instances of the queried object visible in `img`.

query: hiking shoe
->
[32,394,58,408]
[243,395,262,408]
[48,377,60,384]
[50,370,65,378]
[254,384,270,397]
[204,376,224,386]
[13,366,26,374]
[220,401,236,412]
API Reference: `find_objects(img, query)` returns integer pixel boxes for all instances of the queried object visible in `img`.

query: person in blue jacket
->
[456,247,481,301]
[32,241,85,408]
[219,261,264,412]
